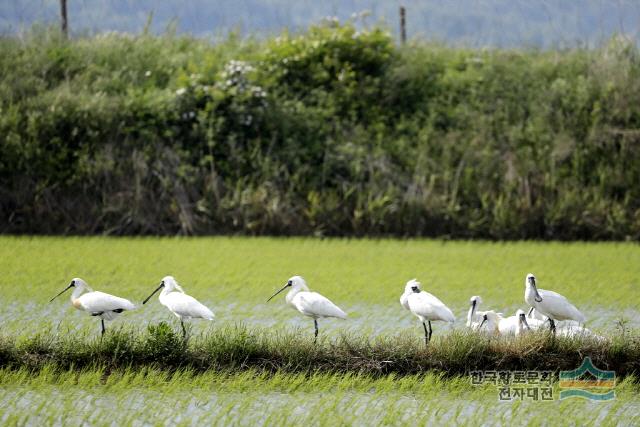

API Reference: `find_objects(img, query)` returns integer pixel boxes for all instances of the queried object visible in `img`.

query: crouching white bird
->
[466,296,488,330]
[524,273,585,334]
[556,325,607,342]
[480,309,547,336]
[514,309,547,336]
[50,278,136,336]
[400,279,455,347]
[267,275,347,342]
[142,276,214,338]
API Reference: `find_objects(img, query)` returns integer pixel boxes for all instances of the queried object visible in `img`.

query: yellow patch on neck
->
[72,298,83,310]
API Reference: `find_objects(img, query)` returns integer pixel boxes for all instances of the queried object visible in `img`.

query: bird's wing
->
[538,289,585,322]
[296,292,347,319]
[408,292,455,322]
[164,292,215,320]
[498,316,518,334]
[399,292,410,311]
[79,291,136,313]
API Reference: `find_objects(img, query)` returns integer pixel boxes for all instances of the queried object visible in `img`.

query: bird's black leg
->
[549,318,556,335]
[181,319,187,339]
[101,319,105,337]
[422,322,429,347]
[428,321,433,342]
[527,307,534,317]
[314,319,319,343]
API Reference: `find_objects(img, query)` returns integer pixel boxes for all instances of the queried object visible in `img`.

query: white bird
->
[514,309,548,336]
[267,276,347,342]
[400,279,455,346]
[480,309,547,336]
[142,276,214,338]
[466,295,489,330]
[556,325,607,341]
[524,273,586,334]
[50,278,136,336]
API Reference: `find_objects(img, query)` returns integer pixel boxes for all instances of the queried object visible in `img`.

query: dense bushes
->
[1,23,640,239]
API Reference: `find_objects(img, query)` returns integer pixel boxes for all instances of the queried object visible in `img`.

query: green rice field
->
[1,237,639,425]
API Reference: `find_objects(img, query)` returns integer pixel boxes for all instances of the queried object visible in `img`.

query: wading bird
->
[267,276,347,342]
[514,309,548,336]
[479,308,546,336]
[49,278,136,336]
[142,276,214,338]
[466,296,489,330]
[400,279,455,346]
[524,273,585,334]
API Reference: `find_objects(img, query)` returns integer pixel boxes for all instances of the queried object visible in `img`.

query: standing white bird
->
[49,278,136,336]
[400,279,455,346]
[524,273,586,334]
[142,276,214,338]
[267,276,347,342]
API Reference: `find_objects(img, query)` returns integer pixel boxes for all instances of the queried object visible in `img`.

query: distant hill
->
[2,0,639,48]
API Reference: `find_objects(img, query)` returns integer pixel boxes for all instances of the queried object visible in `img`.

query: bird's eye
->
[287,280,292,286]
[161,281,165,286]
[70,280,75,287]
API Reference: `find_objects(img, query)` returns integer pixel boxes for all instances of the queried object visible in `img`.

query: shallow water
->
[1,383,639,426]
[0,298,637,340]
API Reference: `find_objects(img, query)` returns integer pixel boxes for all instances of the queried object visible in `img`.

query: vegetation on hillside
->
[1,22,639,238]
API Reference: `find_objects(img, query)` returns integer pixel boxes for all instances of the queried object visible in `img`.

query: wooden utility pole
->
[399,6,406,44]
[60,0,68,38]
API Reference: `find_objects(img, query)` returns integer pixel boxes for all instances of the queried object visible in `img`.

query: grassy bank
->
[2,23,640,239]
[2,325,639,377]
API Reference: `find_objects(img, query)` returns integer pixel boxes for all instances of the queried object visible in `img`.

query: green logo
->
[559,357,615,400]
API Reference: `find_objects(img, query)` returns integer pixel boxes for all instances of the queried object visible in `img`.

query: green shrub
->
[1,22,639,239]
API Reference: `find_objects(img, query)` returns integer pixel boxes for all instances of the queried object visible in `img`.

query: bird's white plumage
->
[554,325,605,341]
[401,279,455,324]
[524,274,585,323]
[67,278,136,321]
[156,276,215,320]
[76,290,136,320]
[466,295,490,330]
[281,276,347,320]
[291,291,347,319]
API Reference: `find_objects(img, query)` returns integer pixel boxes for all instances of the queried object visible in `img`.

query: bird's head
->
[267,275,308,302]
[405,279,421,294]
[517,309,530,330]
[526,273,536,286]
[469,295,482,307]
[142,275,183,305]
[161,275,184,293]
[525,273,543,302]
[49,278,89,302]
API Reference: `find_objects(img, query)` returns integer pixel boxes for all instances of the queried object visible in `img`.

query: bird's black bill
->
[142,283,164,304]
[478,315,487,330]
[49,284,73,303]
[532,285,543,303]
[267,283,289,302]
[529,277,543,303]
[519,314,530,330]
